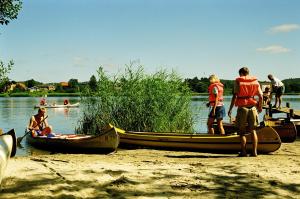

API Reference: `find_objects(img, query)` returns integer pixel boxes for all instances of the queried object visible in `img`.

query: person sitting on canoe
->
[207,74,225,135]
[228,67,263,157]
[40,98,47,106]
[28,108,53,137]
[63,99,69,105]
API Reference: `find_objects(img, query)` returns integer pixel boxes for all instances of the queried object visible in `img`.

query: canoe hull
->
[0,129,16,184]
[217,120,297,143]
[34,102,80,109]
[115,126,281,154]
[26,127,119,153]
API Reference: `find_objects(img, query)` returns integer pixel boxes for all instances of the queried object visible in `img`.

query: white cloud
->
[256,45,291,54]
[269,24,300,33]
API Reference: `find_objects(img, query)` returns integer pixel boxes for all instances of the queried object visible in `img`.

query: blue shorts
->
[208,106,226,120]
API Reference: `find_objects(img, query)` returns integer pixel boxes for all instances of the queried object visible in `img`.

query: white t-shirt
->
[271,77,284,87]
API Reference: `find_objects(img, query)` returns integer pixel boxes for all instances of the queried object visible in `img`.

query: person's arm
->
[212,87,219,116]
[28,116,39,131]
[257,86,263,113]
[228,81,238,118]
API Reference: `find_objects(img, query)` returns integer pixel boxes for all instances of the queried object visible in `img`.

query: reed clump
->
[77,64,195,134]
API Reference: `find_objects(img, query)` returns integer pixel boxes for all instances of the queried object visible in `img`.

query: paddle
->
[17,115,48,145]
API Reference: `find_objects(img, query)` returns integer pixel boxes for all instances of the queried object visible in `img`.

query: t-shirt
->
[271,77,284,87]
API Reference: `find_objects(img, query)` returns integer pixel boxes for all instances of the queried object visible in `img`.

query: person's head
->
[264,87,270,92]
[37,108,46,116]
[268,74,274,80]
[208,74,220,84]
[238,67,249,76]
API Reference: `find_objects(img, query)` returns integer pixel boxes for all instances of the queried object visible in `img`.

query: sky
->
[1,0,300,83]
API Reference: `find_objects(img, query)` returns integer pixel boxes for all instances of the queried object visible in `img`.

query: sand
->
[1,140,300,199]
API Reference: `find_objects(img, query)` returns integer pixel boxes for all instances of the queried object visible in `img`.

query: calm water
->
[1,96,300,156]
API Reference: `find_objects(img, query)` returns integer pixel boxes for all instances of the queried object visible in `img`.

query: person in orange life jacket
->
[28,108,53,137]
[64,99,69,105]
[207,74,225,135]
[40,98,47,106]
[268,74,284,109]
[228,67,263,157]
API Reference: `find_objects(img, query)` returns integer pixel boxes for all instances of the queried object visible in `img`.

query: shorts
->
[208,106,226,120]
[275,86,285,97]
[235,106,259,133]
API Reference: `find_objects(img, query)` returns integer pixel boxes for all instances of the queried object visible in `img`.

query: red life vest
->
[208,82,224,106]
[235,76,260,107]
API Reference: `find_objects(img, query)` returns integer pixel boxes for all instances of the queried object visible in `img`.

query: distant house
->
[6,82,27,92]
[28,86,40,92]
[60,82,69,88]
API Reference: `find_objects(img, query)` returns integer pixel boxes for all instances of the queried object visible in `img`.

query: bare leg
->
[240,135,247,156]
[278,95,282,108]
[207,118,215,134]
[250,129,258,156]
[217,119,225,135]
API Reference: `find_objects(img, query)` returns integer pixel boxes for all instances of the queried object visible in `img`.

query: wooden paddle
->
[17,115,48,145]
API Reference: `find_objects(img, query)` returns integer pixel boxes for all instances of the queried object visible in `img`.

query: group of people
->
[207,67,284,157]
[28,70,285,157]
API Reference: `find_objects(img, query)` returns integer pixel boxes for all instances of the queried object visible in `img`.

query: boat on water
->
[113,125,281,154]
[26,126,119,153]
[0,129,17,184]
[214,117,297,143]
[34,102,80,109]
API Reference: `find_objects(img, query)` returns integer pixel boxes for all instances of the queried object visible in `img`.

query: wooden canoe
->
[0,129,17,184]
[26,126,119,153]
[34,102,80,109]
[215,119,297,143]
[113,125,281,154]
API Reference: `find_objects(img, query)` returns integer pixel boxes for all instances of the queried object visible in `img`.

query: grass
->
[77,64,196,135]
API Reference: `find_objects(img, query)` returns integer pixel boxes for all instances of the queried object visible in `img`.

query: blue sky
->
[1,0,299,83]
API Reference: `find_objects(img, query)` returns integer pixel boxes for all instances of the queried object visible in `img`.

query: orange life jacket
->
[208,82,224,106]
[235,76,259,107]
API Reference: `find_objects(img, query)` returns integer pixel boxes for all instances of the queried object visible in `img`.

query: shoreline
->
[1,139,300,198]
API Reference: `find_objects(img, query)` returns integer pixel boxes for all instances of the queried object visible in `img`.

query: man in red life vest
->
[207,74,225,135]
[228,67,263,157]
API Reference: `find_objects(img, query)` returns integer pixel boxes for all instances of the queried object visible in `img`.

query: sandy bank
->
[1,140,300,198]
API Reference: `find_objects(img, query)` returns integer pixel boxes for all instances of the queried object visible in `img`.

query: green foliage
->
[77,64,195,135]
[24,79,42,88]
[0,60,13,92]
[0,0,22,25]
[88,75,97,92]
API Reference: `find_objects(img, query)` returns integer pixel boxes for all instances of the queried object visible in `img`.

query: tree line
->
[184,77,300,94]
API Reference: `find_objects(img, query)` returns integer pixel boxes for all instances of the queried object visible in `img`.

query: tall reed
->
[77,64,195,134]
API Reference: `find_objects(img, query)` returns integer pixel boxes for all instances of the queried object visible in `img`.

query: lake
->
[1,96,300,156]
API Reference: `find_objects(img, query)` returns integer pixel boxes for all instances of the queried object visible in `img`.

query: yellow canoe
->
[113,125,281,154]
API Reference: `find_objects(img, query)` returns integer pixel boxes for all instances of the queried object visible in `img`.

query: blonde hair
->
[38,107,46,114]
[209,74,220,84]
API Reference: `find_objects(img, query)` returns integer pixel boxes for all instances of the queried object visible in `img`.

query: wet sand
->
[1,139,300,198]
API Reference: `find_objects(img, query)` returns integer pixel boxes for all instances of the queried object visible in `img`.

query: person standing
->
[268,74,284,109]
[207,74,225,135]
[228,67,263,157]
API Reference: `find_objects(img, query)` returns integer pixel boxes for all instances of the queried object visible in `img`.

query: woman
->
[207,74,225,135]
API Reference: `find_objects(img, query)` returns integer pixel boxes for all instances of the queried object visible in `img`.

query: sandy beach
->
[1,139,300,199]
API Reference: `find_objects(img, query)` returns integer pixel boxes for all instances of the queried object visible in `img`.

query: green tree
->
[68,78,79,92]
[0,0,22,25]
[88,75,97,92]
[0,60,13,92]
[24,78,41,88]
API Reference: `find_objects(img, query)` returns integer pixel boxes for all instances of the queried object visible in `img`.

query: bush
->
[77,64,195,135]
